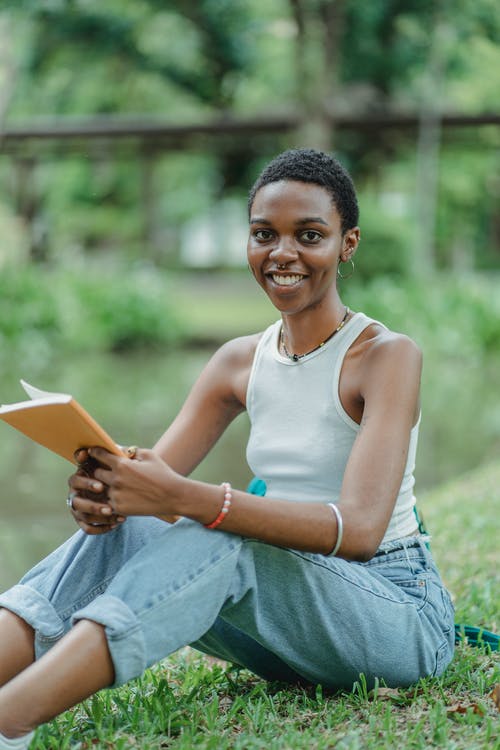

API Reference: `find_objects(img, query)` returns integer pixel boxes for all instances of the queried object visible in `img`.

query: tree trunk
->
[140,149,161,263]
[414,20,450,275]
[0,15,16,127]
[13,157,49,263]
[288,0,346,152]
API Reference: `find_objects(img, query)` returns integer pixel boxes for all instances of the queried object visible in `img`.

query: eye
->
[253,229,274,242]
[299,230,323,243]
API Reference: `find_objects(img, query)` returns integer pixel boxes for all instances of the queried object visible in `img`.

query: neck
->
[281,299,349,356]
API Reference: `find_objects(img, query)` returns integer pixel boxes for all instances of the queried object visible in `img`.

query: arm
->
[67,335,255,533]
[336,332,422,558]
[73,332,422,561]
[152,336,254,475]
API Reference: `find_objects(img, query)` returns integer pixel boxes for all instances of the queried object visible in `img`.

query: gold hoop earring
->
[337,259,355,280]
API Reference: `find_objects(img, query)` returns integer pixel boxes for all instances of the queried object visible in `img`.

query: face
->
[247,180,359,315]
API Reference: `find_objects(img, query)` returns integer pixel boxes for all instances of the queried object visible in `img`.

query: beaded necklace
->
[280,307,350,362]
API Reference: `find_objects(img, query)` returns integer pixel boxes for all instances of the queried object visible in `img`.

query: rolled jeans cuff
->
[73,594,146,687]
[0,584,65,658]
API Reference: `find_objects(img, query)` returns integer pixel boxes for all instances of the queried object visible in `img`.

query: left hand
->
[88,446,181,522]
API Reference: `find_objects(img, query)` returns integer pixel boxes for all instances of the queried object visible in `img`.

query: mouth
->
[269,273,306,287]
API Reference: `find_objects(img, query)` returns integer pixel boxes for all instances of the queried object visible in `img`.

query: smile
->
[271,274,305,286]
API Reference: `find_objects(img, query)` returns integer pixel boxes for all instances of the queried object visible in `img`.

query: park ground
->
[34,461,499,749]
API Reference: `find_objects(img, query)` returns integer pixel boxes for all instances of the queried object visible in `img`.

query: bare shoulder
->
[357,324,422,423]
[340,321,422,425]
[361,324,422,373]
[211,332,262,372]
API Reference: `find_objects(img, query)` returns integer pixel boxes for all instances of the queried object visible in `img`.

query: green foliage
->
[354,194,413,280]
[2,0,500,272]
[342,0,436,95]
[64,271,182,352]
[0,265,183,358]
[343,273,500,357]
[2,267,499,360]
[342,0,500,101]
[0,267,59,342]
[435,144,500,271]
[8,0,253,111]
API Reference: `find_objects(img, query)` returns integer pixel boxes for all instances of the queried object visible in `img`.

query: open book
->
[0,380,126,464]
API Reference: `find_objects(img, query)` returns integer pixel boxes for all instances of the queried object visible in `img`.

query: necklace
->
[280,307,350,362]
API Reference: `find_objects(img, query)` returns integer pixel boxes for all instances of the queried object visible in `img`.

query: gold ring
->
[126,445,138,459]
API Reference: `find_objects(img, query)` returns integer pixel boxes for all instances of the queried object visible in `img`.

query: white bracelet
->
[326,503,343,556]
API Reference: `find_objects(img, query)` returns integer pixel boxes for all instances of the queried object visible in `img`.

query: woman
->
[0,148,455,747]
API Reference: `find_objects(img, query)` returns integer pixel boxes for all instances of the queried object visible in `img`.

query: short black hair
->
[248,148,359,234]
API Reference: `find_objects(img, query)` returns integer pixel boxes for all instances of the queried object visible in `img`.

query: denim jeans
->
[0,517,455,690]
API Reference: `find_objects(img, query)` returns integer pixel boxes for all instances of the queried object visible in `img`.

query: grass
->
[31,462,499,749]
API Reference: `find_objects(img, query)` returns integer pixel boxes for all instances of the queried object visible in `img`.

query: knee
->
[0,608,34,637]
[0,609,35,664]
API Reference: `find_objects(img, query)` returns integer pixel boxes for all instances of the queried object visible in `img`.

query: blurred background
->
[0,0,499,588]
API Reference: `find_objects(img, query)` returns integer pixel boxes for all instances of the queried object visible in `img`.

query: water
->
[1,347,499,590]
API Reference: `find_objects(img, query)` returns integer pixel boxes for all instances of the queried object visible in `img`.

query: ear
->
[340,227,360,262]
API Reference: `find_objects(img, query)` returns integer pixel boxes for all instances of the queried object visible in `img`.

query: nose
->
[270,236,299,265]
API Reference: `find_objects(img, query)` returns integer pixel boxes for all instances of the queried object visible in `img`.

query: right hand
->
[67,449,126,535]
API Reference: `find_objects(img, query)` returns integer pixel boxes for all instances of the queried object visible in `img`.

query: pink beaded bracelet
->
[205,482,233,529]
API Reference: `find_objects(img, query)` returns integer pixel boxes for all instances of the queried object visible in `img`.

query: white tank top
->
[246,312,419,545]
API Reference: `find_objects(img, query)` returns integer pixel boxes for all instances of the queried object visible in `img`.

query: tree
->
[1,0,499,269]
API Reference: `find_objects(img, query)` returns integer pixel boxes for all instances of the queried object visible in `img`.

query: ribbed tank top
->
[246,312,419,545]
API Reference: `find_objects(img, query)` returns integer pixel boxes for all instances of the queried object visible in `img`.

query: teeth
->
[272,274,304,286]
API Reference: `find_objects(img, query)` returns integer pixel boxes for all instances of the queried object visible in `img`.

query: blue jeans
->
[0,517,455,690]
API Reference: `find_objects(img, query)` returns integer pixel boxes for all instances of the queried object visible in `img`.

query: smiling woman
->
[247,178,359,352]
[0,148,455,747]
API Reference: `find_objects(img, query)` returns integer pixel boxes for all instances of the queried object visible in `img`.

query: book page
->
[20,379,68,401]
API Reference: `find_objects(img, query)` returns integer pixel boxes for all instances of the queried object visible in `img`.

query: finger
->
[79,457,102,478]
[68,476,109,505]
[93,467,114,487]
[77,511,125,526]
[74,448,89,465]
[68,474,105,495]
[88,447,118,468]
[72,504,126,529]
[70,495,115,518]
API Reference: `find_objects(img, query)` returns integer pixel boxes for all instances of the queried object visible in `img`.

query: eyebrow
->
[249,217,329,226]
[296,217,329,226]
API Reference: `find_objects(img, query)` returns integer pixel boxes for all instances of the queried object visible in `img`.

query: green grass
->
[32,462,499,749]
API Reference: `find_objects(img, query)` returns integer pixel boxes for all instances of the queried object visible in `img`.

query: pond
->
[1,346,499,590]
